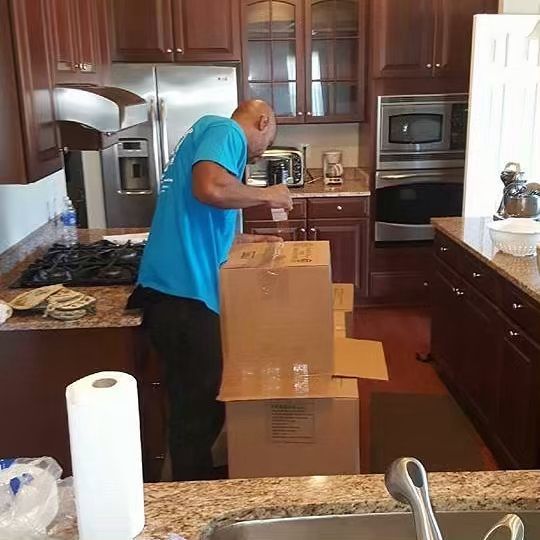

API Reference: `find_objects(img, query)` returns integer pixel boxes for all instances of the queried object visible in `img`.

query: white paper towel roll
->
[66,371,145,540]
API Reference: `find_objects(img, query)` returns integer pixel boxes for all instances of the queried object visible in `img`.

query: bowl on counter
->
[488,218,540,257]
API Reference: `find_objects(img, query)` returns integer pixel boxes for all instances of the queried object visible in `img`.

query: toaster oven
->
[246,148,304,187]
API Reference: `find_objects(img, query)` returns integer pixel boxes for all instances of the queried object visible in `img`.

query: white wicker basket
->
[488,218,540,257]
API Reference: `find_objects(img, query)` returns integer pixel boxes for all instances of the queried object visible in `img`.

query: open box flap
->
[223,241,330,270]
[333,338,388,381]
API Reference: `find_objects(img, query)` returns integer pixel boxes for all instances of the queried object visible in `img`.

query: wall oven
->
[375,169,464,242]
[377,94,468,170]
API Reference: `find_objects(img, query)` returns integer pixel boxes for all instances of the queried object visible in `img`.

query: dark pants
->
[128,287,225,481]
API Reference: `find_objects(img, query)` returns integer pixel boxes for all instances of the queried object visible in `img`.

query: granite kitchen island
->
[131,471,540,539]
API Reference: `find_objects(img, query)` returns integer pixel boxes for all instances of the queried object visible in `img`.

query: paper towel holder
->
[92,378,118,388]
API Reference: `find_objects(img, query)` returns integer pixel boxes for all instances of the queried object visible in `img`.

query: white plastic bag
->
[0,457,62,539]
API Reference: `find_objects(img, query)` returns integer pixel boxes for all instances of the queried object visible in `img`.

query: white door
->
[463,14,540,217]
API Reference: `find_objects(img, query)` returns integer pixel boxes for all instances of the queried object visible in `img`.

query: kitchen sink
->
[208,511,540,540]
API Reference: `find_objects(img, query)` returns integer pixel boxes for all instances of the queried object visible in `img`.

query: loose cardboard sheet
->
[333,338,388,381]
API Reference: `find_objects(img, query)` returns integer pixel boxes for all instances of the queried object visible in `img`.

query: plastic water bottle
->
[61,197,78,246]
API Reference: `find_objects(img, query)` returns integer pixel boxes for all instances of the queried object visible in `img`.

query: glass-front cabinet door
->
[242,0,305,123]
[305,0,366,122]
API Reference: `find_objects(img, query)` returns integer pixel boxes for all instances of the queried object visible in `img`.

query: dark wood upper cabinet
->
[48,0,109,85]
[305,0,366,122]
[373,0,498,80]
[241,0,366,123]
[434,0,495,79]
[372,0,435,79]
[241,0,306,123]
[47,0,78,80]
[110,0,241,63]
[172,0,241,62]
[110,0,175,62]
[0,0,26,184]
[8,0,62,183]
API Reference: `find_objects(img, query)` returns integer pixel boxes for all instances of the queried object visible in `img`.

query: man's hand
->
[265,184,293,211]
[235,234,283,244]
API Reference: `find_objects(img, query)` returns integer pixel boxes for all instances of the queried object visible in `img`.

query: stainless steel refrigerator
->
[108,64,239,221]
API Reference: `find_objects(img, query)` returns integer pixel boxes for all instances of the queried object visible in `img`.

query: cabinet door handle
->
[423,281,429,288]
[512,302,524,310]
[337,205,343,211]
[472,272,482,279]
[452,287,464,297]
[309,227,317,240]
[307,112,312,116]
[176,48,183,53]
[297,112,304,116]
[508,330,520,338]
[435,63,441,68]
[439,246,449,253]
[426,63,433,68]
[165,48,173,53]
[299,227,307,241]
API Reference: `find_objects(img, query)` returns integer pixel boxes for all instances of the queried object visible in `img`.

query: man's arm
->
[192,161,292,211]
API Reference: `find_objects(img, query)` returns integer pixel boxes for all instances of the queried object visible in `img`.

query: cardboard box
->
[220,338,388,479]
[220,241,334,377]
[333,284,354,338]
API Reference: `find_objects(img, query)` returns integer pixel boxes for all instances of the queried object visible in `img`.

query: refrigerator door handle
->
[159,98,170,169]
[149,97,163,185]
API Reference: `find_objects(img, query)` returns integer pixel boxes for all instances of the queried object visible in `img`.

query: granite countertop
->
[98,471,540,540]
[290,168,371,198]
[0,221,145,332]
[432,217,540,305]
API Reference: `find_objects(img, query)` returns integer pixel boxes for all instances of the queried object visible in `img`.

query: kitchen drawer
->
[502,283,540,344]
[242,199,306,221]
[308,197,369,219]
[461,251,501,304]
[433,233,465,274]
[370,271,431,303]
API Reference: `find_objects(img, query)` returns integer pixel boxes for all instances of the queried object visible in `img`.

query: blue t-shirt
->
[138,115,247,314]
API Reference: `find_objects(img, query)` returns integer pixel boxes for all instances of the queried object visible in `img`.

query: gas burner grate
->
[13,241,145,288]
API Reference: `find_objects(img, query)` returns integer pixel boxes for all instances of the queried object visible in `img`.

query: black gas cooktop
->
[14,240,145,288]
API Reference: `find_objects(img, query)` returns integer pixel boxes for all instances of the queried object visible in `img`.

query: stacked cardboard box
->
[219,241,388,478]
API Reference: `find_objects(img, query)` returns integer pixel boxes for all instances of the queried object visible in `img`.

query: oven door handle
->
[376,171,464,188]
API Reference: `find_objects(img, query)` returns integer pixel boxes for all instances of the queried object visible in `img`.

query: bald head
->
[232,100,277,162]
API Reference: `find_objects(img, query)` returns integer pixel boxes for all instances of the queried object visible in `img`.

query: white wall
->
[499,0,540,13]
[274,123,368,169]
[0,169,67,254]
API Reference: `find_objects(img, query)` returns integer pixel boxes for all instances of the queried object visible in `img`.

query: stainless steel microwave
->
[376,94,469,170]
[246,148,304,187]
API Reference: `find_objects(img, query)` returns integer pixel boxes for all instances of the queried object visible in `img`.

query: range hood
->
[55,86,148,134]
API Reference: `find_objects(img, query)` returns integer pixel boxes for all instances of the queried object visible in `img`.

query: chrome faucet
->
[385,458,525,540]
[385,458,443,540]
[496,162,540,220]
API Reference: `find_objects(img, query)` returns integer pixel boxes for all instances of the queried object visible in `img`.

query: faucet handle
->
[482,514,524,540]
[385,458,444,540]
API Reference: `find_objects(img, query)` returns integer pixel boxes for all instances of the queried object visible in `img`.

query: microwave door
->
[379,104,452,153]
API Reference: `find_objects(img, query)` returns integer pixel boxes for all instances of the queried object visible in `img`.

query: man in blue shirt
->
[129,100,292,480]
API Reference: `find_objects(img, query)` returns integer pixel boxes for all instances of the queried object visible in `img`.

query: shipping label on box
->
[268,400,316,444]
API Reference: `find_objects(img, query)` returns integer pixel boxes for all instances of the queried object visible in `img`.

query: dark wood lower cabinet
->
[0,327,166,481]
[243,219,307,241]
[309,218,368,295]
[498,319,540,469]
[431,232,540,470]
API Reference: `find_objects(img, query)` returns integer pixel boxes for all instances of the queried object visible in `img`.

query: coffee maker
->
[323,150,344,186]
